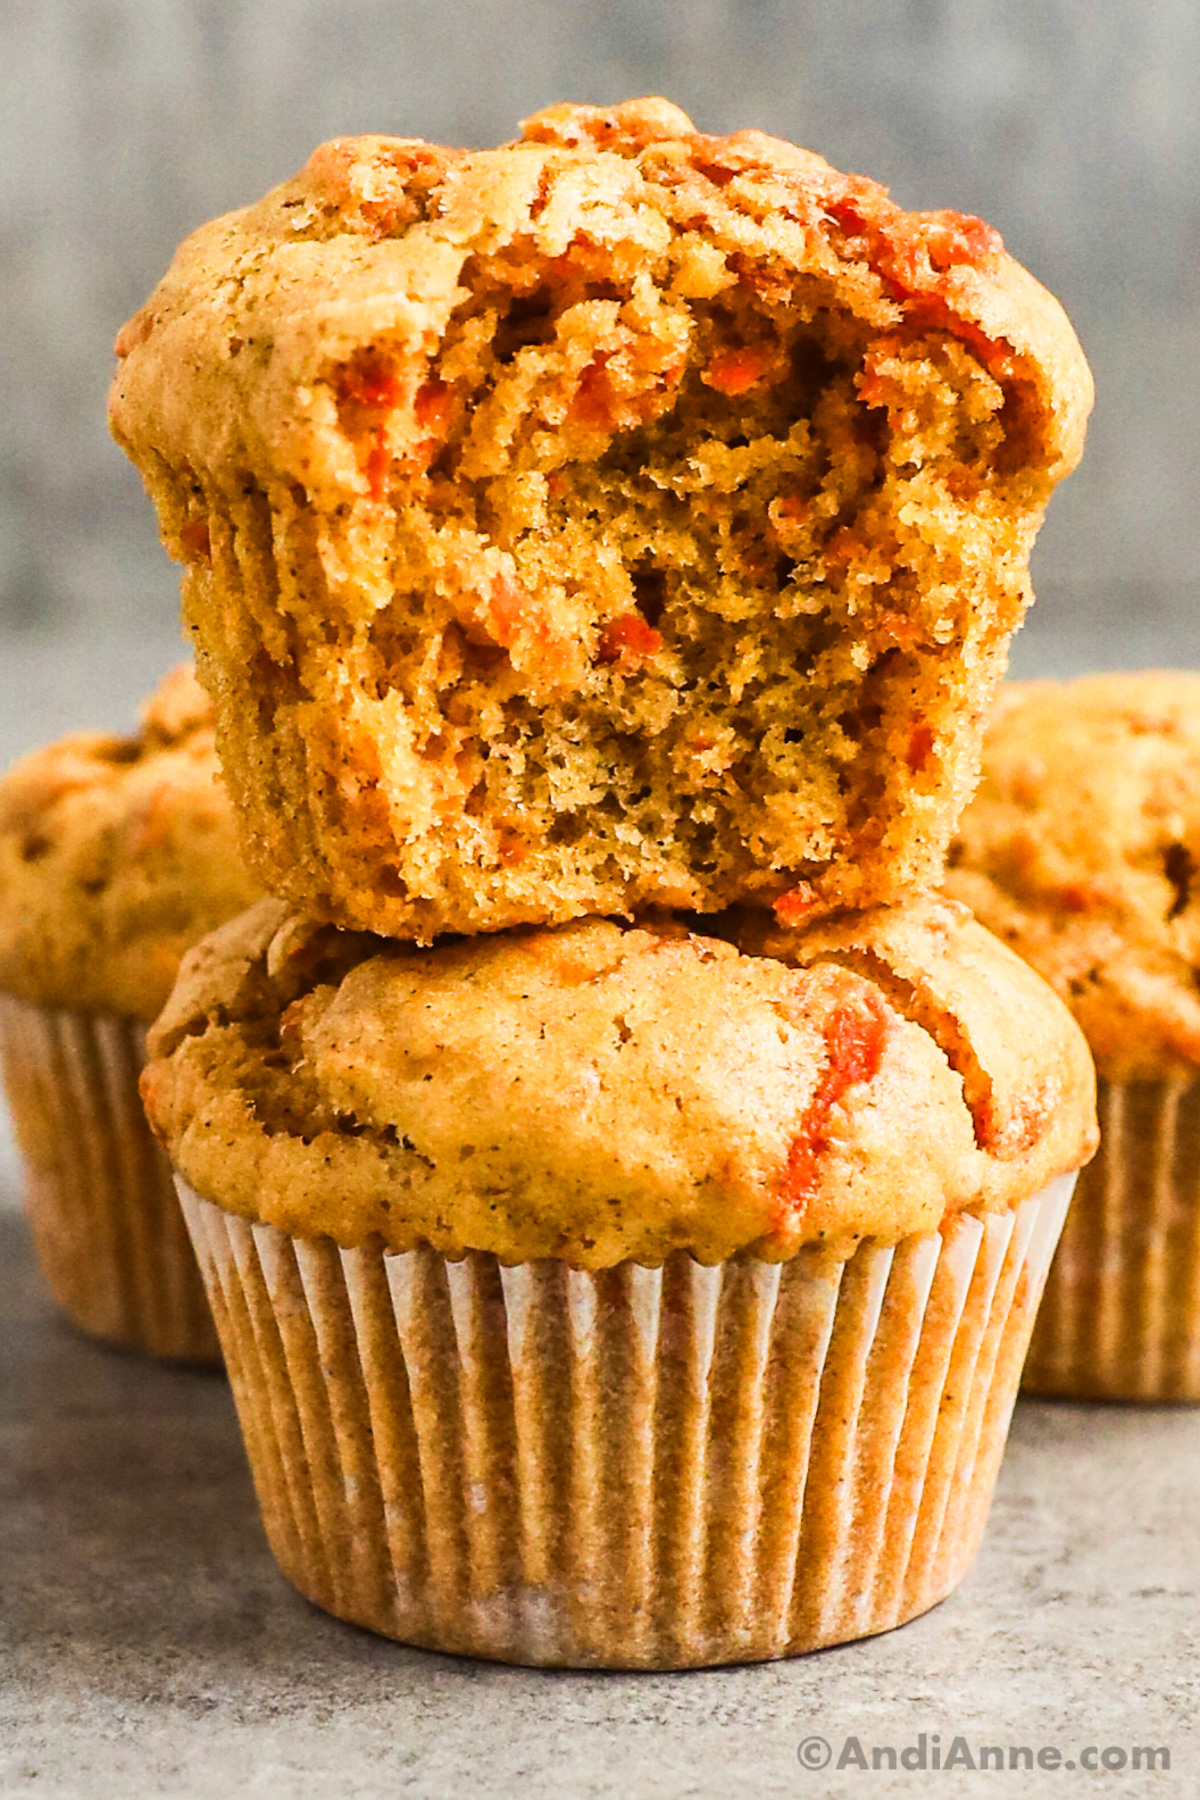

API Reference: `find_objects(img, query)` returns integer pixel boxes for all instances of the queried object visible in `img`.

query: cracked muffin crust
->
[945,673,1200,1080]
[0,666,261,1020]
[110,97,1091,941]
[142,893,1095,1266]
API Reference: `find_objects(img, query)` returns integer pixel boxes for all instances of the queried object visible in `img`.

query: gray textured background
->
[1,0,1198,660]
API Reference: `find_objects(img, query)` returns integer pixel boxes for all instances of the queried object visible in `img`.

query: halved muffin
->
[111,98,1091,941]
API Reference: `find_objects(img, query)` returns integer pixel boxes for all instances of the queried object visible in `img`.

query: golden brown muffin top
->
[0,666,262,1020]
[946,672,1200,1080]
[143,893,1095,1266]
[110,97,1090,497]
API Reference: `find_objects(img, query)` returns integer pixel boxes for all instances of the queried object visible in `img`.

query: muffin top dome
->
[143,893,1095,1266]
[946,672,1200,1080]
[109,98,1090,941]
[110,96,1091,501]
[0,666,261,1020]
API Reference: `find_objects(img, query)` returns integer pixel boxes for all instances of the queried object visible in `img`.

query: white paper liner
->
[1025,1078,1200,1400]
[177,1173,1074,1668]
[0,991,219,1361]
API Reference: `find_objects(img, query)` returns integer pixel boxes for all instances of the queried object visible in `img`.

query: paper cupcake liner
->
[1024,1078,1200,1401]
[0,992,220,1362]
[177,1172,1072,1668]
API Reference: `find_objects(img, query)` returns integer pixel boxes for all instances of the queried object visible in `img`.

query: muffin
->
[0,665,261,1359]
[142,893,1095,1666]
[946,671,1200,1398]
[110,97,1091,942]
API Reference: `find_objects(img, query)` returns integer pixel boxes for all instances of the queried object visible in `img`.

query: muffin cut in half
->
[144,895,1095,1665]
[110,98,1091,940]
[0,666,261,1360]
[947,672,1200,1399]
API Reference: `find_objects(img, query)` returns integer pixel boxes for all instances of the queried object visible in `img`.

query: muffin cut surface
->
[111,99,1092,938]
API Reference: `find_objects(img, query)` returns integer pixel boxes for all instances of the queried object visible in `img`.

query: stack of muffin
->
[10,100,1103,1668]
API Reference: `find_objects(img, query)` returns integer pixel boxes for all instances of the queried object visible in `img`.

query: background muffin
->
[0,664,261,1360]
[946,671,1200,1398]
[144,893,1095,1665]
[110,98,1090,942]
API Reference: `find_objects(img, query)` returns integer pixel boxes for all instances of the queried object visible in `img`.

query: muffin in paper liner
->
[0,992,219,1363]
[945,673,1200,1402]
[176,1171,1073,1669]
[1024,1080,1200,1401]
[0,663,261,1361]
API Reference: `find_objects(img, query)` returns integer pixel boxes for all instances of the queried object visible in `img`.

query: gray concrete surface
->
[3,1206,1198,1799]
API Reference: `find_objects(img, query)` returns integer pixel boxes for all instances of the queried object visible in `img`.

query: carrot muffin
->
[0,665,261,1360]
[110,97,1091,942]
[946,671,1200,1398]
[144,893,1095,1665]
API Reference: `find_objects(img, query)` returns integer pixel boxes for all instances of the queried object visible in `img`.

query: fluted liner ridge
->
[178,1174,1073,1667]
